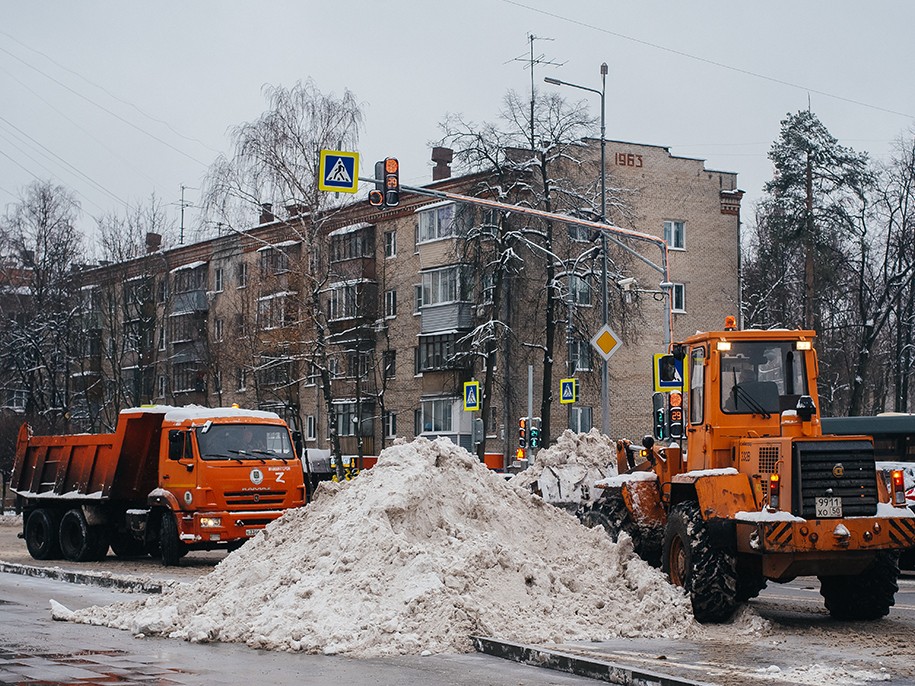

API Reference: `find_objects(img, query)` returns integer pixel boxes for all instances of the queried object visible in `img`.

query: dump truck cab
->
[586,319,915,622]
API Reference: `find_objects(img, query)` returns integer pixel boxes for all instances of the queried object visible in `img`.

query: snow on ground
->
[68,436,695,656]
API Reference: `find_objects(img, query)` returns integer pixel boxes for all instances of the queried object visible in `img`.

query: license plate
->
[245,528,261,537]
[815,496,842,518]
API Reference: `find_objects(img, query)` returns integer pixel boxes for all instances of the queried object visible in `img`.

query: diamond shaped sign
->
[591,324,622,361]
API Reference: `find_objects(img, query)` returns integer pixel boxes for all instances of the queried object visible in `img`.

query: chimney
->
[260,203,275,224]
[285,202,308,218]
[431,147,453,181]
[146,232,162,253]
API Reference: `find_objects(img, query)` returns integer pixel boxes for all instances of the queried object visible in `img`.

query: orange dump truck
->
[11,405,305,566]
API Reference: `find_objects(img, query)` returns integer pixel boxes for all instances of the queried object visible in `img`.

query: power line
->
[500,0,914,120]
[0,29,221,156]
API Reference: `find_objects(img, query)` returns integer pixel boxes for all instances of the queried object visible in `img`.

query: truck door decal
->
[275,471,285,484]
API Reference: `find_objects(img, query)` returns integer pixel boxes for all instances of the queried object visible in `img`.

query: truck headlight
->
[199,516,222,528]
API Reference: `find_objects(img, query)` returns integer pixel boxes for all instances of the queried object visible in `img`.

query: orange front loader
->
[11,405,305,566]
[582,320,915,622]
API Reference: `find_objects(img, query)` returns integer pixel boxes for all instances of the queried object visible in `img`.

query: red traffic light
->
[384,157,399,174]
[383,157,399,207]
[368,189,384,207]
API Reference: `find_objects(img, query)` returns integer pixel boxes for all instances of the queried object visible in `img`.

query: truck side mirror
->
[168,430,186,460]
[292,430,303,457]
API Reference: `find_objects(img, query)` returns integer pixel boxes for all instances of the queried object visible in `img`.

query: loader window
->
[721,341,807,415]
[689,347,705,424]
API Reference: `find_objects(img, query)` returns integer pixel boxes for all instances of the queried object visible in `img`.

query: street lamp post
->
[546,63,611,436]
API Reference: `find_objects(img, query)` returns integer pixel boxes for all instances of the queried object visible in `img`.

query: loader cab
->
[684,327,819,470]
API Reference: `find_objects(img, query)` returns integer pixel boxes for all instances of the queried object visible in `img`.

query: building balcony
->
[172,289,208,313]
[419,302,474,334]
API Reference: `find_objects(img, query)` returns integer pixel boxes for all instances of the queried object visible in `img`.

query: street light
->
[546,63,611,436]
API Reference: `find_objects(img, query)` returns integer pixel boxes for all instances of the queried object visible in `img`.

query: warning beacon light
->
[383,157,400,207]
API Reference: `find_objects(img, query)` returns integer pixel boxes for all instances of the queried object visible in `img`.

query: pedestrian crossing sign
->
[318,150,359,193]
[560,378,578,404]
[463,380,481,411]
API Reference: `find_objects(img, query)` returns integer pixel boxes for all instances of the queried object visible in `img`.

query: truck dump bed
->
[11,409,168,502]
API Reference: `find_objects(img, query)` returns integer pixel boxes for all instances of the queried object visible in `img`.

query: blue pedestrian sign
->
[318,150,359,193]
[463,381,481,412]
[560,378,578,404]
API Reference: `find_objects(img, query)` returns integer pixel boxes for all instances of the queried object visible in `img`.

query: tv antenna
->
[508,34,565,150]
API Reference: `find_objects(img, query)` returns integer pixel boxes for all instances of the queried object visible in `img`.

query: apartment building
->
[70,140,741,465]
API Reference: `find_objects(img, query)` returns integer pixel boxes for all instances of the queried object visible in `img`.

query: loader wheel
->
[818,552,899,620]
[662,501,739,623]
[59,509,109,562]
[25,509,61,560]
[159,511,183,567]
[579,494,662,567]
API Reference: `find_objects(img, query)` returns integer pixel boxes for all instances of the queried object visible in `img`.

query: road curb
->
[472,636,714,686]
[0,561,163,593]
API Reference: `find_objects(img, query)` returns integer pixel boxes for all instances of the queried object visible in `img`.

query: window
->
[672,283,686,313]
[306,415,317,441]
[568,224,594,242]
[664,220,685,250]
[416,398,454,433]
[214,318,224,342]
[234,313,248,338]
[156,278,168,303]
[385,289,397,318]
[689,347,704,425]
[328,283,359,320]
[173,266,205,293]
[214,267,224,292]
[260,248,289,276]
[420,266,469,306]
[384,230,397,258]
[416,334,462,372]
[383,411,397,438]
[569,339,592,373]
[383,350,396,379]
[235,367,247,392]
[236,262,248,289]
[258,293,297,329]
[346,351,370,378]
[569,274,592,306]
[258,356,295,387]
[157,326,166,351]
[169,313,197,344]
[330,229,374,263]
[417,203,456,243]
[157,375,167,399]
[569,406,593,433]
[414,284,423,313]
[334,402,369,437]
[173,363,204,393]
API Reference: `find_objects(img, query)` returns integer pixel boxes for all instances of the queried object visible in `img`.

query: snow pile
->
[68,437,693,656]
[509,429,619,510]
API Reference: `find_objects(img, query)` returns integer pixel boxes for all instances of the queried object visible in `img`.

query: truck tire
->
[579,495,662,567]
[25,509,61,560]
[159,511,182,567]
[818,551,900,620]
[662,501,739,623]
[59,509,109,562]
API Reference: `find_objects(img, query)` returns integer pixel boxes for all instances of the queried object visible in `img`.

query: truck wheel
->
[59,509,108,562]
[818,551,900,620]
[159,512,182,567]
[579,495,662,567]
[662,501,739,623]
[25,509,61,560]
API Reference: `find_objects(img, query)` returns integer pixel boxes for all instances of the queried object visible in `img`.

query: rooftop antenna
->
[177,184,195,244]
[508,34,564,151]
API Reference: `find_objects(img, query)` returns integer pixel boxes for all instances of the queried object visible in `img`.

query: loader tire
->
[159,511,182,567]
[662,501,739,623]
[25,508,61,560]
[580,494,662,567]
[818,551,899,620]
[59,509,109,562]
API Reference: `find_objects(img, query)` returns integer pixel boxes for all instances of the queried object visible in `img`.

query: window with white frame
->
[383,411,397,438]
[328,283,359,320]
[214,267,224,292]
[306,415,317,441]
[569,274,592,306]
[157,375,167,398]
[420,265,469,306]
[383,350,396,379]
[664,220,685,250]
[235,367,247,391]
[385,289,397,318]
[236,262,248,288]
[384,230,397,258]
[672,283,686,313]
[415,398,454,433]
[214,318,224,342]
[417,203,456,243]
[414,284,423,312]
[569,406,593,433]
[569,339,592,373]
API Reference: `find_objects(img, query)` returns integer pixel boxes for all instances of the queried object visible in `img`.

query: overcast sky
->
[2,1,913,247]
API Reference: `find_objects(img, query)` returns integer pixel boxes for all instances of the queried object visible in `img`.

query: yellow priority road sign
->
[318,150,359,193]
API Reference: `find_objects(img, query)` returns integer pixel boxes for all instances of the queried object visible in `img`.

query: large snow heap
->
[68,437,693,656]
[509,428,619,510]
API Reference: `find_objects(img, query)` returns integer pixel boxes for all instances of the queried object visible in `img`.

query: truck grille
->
[224,490,286,506]
[793,440,877,517]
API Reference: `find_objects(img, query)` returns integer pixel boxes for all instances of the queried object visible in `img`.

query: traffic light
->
[383,157,400,207]
[518,418,527,449]
[668,391,683,439]
[529,419,541,449]
[369,160,385,206]
[652,392,667,440]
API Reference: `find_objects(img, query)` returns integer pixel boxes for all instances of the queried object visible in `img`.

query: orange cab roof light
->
[724,315,737,331]
[769,473,781,510]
